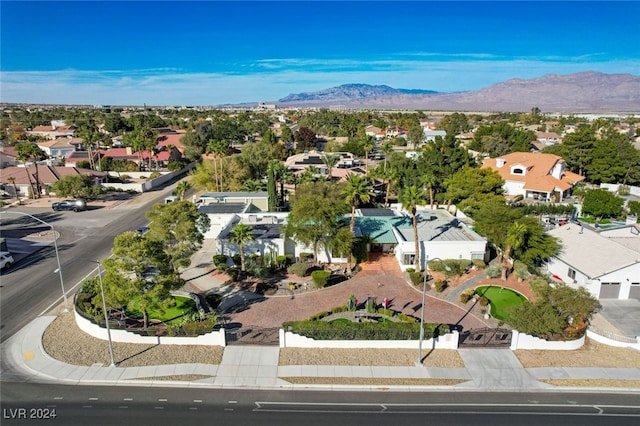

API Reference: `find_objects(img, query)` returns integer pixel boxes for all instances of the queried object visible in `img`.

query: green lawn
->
[474,285,527,321]
[126,296,197,324]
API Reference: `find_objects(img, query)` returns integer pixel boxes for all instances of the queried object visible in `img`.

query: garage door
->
[599,282,621,299]
[629,283,640,300]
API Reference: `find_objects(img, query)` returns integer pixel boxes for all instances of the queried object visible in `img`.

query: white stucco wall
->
[74,310,225,346]
[510,330,585,350]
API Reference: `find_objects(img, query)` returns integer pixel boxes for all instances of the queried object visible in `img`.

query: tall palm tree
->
[15,145,36,198]
[501,221,528,280]
[230,223,255,272]
[401,185,428,271]
[363,138,375,172]
[7,176,20,205]
[174,180,192,201]
[341,173,373,233]
[380,141,393,171]
[321,153,340,180]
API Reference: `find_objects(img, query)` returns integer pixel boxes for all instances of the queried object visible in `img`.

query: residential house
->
[0,145,19,169]
[0,166,107,198]
[27,122,76,140]
[545,223,640,300]
[197,191,270,212]
[423,129,447,142]
[482,152,585,202]
[386,126,407,139]
[37,138,84,160]
[535,131,562,146]
[387,207,489,271]
[365,125,386,140]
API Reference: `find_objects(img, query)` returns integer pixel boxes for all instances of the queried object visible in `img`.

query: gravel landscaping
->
[41,311,640,388]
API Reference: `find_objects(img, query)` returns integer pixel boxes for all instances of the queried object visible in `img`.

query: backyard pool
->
[474,285,527,321]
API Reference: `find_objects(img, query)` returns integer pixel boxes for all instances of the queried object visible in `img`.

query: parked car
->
[0,251,14,270]
[52,199,87,212]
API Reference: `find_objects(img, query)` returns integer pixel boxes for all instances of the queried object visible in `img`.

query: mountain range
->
[273,72,640,113]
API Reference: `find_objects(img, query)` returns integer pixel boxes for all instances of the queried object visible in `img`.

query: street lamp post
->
[1,211,68,311]
[55,258,116,367]
[416,255,450,367]
[95,261,117,367]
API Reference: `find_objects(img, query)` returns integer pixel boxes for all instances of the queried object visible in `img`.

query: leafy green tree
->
[50,174,93,198]
[507,300,567,339]
[437,112,472,135]
[469,122,535,156]
[628,200,640,217]
[582,188,624,218]
[400,185,428,271]
[267,161,277,212]
[443,167,504,213]
[407,122,424,149]
[284,181,349,264]
[102,231,179,328]
[341,173,373,233]
[229,223,255,272]
[145,200,210,273]
[280,125,294,146]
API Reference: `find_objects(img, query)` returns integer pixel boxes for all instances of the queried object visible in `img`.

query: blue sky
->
[1,1,639,105]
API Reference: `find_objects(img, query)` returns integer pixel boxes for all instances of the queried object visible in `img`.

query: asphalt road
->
[2,383,639,425]
[0,179,186,342]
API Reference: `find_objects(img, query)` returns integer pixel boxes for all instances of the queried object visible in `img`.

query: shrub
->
[227,267,241,282]
[513,260,528,273]
[365,297,377,313]
[485,265,501,278]
[299,252,314,263]
[433,279,447,292]
[377,308,394,317]
[478,296,489,307]
[205,293,222,310]
[459,289,475,304]
[148,171,161,179]
[232,254,242,266]
[212,254,228,269]
[471,259,487,269]
[287,262,309,277]
[311,270,331,288]
[408,269,424,286]
[276,255,289,268]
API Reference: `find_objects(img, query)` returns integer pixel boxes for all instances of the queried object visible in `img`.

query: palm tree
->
[174,180,192,201]
[15,142,46,198]
[501,221,528,280]
[321,153,340,180]
[380,141,393,171]
[401,185,428,271]
[230,223,255,272]
[7,176,20,205]
[341,173,373,233]
[363,138,375,172]
[423,172,438,209]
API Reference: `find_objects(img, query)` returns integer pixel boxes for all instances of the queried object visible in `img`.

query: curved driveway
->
[225,255,488,330]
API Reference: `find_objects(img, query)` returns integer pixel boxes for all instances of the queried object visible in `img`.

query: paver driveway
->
[224,254,488,331]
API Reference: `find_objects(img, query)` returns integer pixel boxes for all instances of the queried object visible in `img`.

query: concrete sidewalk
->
[2,315,640,391]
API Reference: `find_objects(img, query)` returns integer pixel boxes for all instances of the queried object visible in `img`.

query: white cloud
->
[2,57,639,105]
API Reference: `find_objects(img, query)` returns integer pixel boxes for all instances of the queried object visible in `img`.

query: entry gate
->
[225,326,280,346]
[458,327,512,348]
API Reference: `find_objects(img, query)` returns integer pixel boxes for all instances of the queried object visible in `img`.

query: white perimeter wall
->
[74,310,225,346]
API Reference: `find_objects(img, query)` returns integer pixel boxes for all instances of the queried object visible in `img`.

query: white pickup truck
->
[0,251,14,270]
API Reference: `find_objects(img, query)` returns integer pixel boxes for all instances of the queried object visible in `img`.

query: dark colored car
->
[52,199,87,212]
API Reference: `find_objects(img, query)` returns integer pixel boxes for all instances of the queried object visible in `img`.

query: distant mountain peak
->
[274,72,640,113]
[278,83,438,103]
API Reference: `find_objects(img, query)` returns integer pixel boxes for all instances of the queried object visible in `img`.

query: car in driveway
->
[51,199,87,212]
[0,251,14,270]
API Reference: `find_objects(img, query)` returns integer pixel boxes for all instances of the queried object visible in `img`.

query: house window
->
[471,252,485,260]
[512,167,524,175]
[403,253,415,265]
[568,268,576,280]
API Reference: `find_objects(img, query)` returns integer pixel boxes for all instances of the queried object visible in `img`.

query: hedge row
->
[282,320,449,340]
